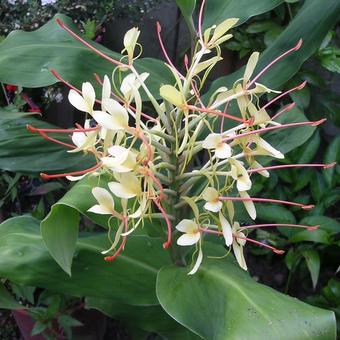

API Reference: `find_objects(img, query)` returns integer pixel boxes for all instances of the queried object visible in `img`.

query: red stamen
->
[199,227,222,235]
[41,162,102,180]
[27,124,99,134]
[239,223,319,231]
[246,39,302,89]
[29,128,75,149]
[235,235,285,254]
[186,104,247,123]
[271,102,296,120]
[248,162,336,174]
[156,22,185,79]
[153,199,172,249]
[55,19,125,67]
[262,81,307,110]
[184,54,189,72]
[198,0,205,44]
[104,217,129,262]
[222,119,326,142]
[219,196,314,210]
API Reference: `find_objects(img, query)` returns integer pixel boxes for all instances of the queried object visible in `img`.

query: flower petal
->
[68,89,88,112]
[92,187,115,212]
[82,82,95,110]
[102,75,111,102]
[202,133,221,149]
[175,219,198,233]
[108,182,136,199]
[215,143,231,159]
[240,191,256,220]
[177,232,200,246]
[204,201,222,212]
[188,246,203,275]
[87,204,113,215]
[219,212,233,246]
[233,240,247,270]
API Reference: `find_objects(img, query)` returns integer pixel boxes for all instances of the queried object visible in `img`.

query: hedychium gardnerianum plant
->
[26,1,336,275]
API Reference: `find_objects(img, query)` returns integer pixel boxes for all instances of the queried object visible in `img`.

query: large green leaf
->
[207,0,340,95]
[0,282,25,310]
[204,0,284,28]
[0,114,94,173]
[156,244,336,340]
[0,14,173,98]
[0,216,170,306]
[86,297,200,339]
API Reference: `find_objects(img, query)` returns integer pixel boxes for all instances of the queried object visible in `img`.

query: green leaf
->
[256,204,296,224]
[0,114,94,174]
[86,297,199,339]
[0,14,173,100]
[311,173,327,203]
[0,216,170,306]
[207,0,340,96]
[299,216,340,235]
[156,243,336,340]
[41,205,79,276]
[31,320,48,336]
[291,131,320,164]
[289,229,330,245]
[323,136,340,187]
[0,282,25,310]
[302,250,320,290]
[204,0,284,28]
[176,0,196,19]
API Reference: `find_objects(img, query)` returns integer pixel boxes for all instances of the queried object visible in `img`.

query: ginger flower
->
[122,27,140,63]
[101,146,137,173]
[88,187,120,217]
[202,187,222,212]
[93,99,129,131]
[202,133,231,159]
[68,82,96,114]
[108,173,141,199]
[229,159,252,192]
[175,219,201,246]
[219,212,233,246]
[120,72,149,102]
[232,222,247,271]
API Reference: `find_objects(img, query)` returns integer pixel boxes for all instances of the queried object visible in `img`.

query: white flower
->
[69,120,97,153]
[202,133,231,159]
[108,173,141,199]
[230,159,252,192]
[232,222,247,270]
[68,82,96,114]
[88,187,116,215]
[123,27,140,62]
[101,146,137,173]
[219,212,233,246]
[202,187,222,212]
[120,72,149,101]
[240,191,256,220]
[255,137,284,159]
[176,219,201,246]
[92,99,129,131]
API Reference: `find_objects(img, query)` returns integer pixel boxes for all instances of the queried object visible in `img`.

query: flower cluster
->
[28,0,334,274]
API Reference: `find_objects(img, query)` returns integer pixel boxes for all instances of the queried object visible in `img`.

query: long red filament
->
[27,124,99,134]
[239,223,319,231]
[222,119,326,142]
[262,81,306,110]
[248,162,336,174]
[104,217,129,262]
[153,199,172,249]
[198,0,205,44]
[55,19,125,67]
[156,22,185,80]
[219,196,314,210]
[246,39,302,89]
[271,102,296,120]
[187,104,246,123]
[32,130,75,149]
[235,235,285,254]
[41,162,102,180]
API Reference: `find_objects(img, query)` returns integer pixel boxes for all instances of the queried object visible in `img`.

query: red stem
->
[104,217,129,262]
[239,223,319,231]
[235,235,285,254]
[41,162,102,180]
[219,196,314,210]
[55,19,125,67]
[248,162,336,173]
[153,199,172,249]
